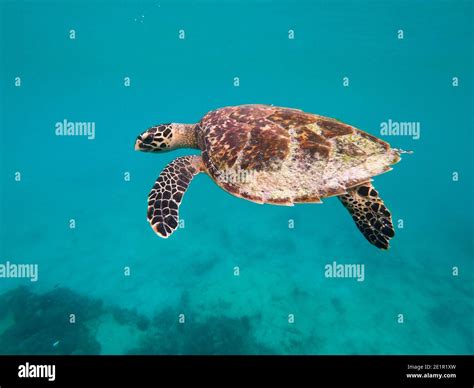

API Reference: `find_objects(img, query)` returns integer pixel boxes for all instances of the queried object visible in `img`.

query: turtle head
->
[135,123,198,152]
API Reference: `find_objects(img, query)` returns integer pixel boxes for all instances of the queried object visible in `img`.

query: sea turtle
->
[135,104,407,249]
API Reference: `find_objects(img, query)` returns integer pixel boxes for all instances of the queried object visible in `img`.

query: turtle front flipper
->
[338,183,395,249]
[147,155,204,238]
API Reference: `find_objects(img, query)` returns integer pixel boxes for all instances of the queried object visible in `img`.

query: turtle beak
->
[135,136,142,151]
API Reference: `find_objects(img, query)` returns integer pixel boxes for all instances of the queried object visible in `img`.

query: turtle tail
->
[338,182,395,250]
[393,148,413,155]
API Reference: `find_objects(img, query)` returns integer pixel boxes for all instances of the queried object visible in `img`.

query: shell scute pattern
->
[198,105,399,204]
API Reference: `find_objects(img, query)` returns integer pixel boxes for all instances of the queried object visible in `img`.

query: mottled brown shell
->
[197,105,400,205]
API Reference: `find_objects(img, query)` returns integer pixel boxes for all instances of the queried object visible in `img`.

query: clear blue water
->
[0,0,472,355]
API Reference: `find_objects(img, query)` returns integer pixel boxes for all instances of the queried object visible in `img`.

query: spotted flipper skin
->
[147,155,203,238]
[338,183,395,249]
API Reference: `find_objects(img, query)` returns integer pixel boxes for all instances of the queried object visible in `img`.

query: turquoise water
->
[0,0,472,355]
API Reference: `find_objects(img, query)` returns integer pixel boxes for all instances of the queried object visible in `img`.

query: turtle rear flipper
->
[147,155,203,238]
[338,183,395,250]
